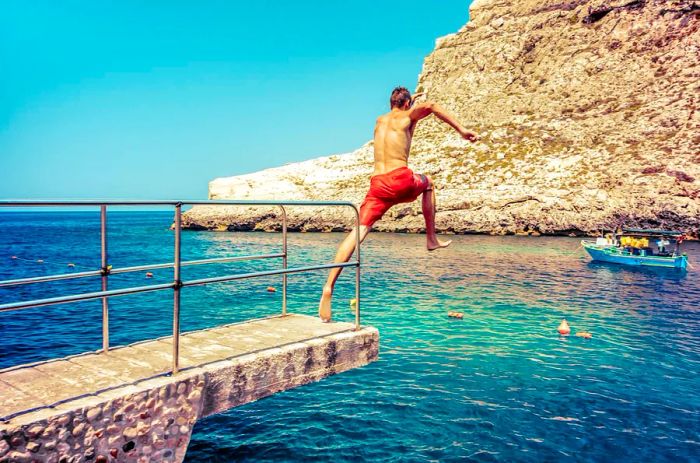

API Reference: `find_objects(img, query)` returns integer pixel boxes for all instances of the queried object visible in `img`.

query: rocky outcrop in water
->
[183,0,700,236]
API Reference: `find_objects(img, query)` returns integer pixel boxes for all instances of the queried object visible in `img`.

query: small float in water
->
[582,228,688,270]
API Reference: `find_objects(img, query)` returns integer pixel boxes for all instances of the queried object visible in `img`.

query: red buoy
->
[558,319,571,335]
[145,272,153,278]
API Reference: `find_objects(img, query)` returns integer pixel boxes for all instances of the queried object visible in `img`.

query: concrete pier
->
[0,314,379,462]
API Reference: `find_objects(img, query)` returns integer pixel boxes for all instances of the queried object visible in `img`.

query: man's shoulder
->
[377,110,397,120]
[383,110,412,122]
[376,111,412,129]
[375,112,396,127]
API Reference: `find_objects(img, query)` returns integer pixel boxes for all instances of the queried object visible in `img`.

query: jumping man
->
[319,86,478,322]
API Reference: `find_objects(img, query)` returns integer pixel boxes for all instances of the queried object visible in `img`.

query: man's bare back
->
[372,99,477,176]
[318,87,477,322]
[372,110,414,175]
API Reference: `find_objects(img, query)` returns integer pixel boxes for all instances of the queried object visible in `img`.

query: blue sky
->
[1,1,471,200]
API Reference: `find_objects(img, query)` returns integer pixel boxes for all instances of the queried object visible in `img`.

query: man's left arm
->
[409,102,478,142]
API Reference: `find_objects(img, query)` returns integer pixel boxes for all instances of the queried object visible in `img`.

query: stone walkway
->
[0,314,358,422]
[0,314,378,462]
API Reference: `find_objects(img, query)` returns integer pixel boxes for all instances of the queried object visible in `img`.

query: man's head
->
[390,86,412,110]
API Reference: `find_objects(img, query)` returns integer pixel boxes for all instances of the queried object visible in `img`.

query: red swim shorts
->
[359,166,430,226]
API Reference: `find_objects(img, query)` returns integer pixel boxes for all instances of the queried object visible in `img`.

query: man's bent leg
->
[319,225,371,322]
[421,176,451,251]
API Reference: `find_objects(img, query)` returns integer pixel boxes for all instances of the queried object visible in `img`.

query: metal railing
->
[0,200,361,374]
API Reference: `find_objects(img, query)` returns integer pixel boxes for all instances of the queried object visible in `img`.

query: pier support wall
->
[0,327,379,463]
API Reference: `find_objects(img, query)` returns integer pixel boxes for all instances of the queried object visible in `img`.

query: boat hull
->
[582,241,688,270]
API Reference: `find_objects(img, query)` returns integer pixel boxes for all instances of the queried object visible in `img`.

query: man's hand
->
[409,92,425,107]
[460,129,478,142]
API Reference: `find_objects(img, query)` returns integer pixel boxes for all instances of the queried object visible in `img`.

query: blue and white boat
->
[582,229,689,270]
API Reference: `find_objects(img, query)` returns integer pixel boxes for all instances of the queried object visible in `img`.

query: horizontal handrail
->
[0,199,356,207]
[0,198,362,376]
[0,282,175,312]
[183,262,358,287]
[0,269,104,287]
[0,262,357,313]
[0,253,285,287]
[111,253,286,274]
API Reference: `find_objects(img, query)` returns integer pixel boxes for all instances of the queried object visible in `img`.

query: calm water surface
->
[1,212,699,462]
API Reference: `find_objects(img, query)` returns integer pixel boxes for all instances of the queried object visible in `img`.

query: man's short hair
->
[390,86,411,109]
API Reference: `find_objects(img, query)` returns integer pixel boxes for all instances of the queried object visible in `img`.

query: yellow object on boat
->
[621,236,649,248]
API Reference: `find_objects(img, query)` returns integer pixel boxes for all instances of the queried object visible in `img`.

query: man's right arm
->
[409,102,478,142]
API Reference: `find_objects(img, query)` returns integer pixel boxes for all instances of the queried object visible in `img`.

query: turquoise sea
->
[1,211,699,462]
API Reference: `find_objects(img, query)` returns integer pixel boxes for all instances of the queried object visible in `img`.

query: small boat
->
[582,228,689,270]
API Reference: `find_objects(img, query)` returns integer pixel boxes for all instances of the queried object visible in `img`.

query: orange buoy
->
[67,263,75,268]
[558,319,571,335]
[448,311,464,319]
[145,272,153,278]
[576,331,592,339]
[266,286,276,292]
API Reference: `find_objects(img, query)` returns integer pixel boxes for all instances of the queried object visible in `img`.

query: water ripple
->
[1,213,699,462]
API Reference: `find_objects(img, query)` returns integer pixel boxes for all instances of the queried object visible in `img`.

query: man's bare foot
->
[319,287,333,322]
[427,238,452,251]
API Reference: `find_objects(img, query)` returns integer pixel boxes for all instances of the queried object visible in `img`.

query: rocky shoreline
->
[183,0,700,237]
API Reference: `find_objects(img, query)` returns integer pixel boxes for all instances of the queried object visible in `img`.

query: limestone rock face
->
[184,0,700,236]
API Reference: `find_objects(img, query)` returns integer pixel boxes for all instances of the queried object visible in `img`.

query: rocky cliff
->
[183,0,700,236]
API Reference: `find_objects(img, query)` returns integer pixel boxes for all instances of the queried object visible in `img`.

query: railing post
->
[279,206,288,316]
[100,205,109,352]
[172,203,182,374]
[354,206,361,330]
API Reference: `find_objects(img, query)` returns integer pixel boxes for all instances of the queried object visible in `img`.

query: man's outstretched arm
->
[409,102,478,142]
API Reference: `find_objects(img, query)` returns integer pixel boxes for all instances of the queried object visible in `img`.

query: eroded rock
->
[183,0,699,236]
